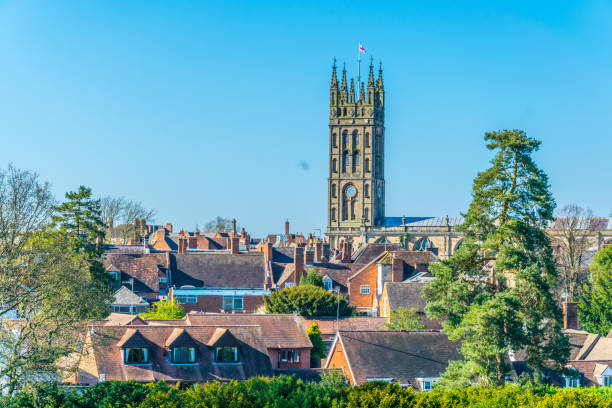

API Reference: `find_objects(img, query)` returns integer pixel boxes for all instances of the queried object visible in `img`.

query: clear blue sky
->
[1,1,611,237]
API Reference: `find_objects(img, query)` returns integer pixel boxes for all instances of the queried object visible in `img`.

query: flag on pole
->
[359,44,366,54]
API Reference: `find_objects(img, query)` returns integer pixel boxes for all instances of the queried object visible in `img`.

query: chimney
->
[285,219,290,236]
[263,242,273,263]
[231,219,237,238]
[304,249,314,265]
[230,237,240,254]
[314,242,322,262]
[391,257,403,282]
[342,242,352,263]
[294,246,305,284]
[166,223,173,233]
[563,302,579,330]
[178,237,187,254]
[241,227,246,238]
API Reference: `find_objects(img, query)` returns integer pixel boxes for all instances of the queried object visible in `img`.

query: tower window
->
[342,151,348,173]
[352,131,359,147]
[365,184,369,198]
[364,208,369,220]
[331,184,336,198]
[342,131,348,147]
[331,208,336,221]
[365,133,370,147]
[350,199,356,220]
[332,133,337,147]
[352,151,359,173]
[365,158,370,172]
[332,158,337,172]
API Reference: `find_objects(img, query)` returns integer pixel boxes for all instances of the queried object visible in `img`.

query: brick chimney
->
[178,237,187,254]
[342,242,352,263]
[230,237,240,254]
[314,242,322,262]
[304,249,314,265]
[231,219,237,238]
[165,223,173,233]
[391,257,404,282]
[285,219,290,236]
[563,302,579,330]
[294,246,304,284]
[263,242,273,263]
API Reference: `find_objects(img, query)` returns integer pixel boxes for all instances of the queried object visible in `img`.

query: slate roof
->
[171,253,266,289]
[300,317,387,337]
[275,262,357,289]
[104,245,148,255]
[382,217,464,228]
[330,330,461,387]
[185,313,312,350]
[104,253,168,295]
[112,286,149,306]
[385,282,428,312]
[352,243,400,264]
[83,325,275,384]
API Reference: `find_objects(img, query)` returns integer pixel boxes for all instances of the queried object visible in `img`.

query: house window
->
[564,376,580,388]
[279,349,300,363]
[285,282,295,288]
[158,277,168,283]
[417,377,439,391]
[176,296,197,304]
[124,348,148,364]
[108,271,119,281]
[223,296,243,310]
[360,285,370,295]
[603,375,612,388]
[323,277,333,290]
[215,346,239,363]
[423,381,433,391]
[172,347,196,363]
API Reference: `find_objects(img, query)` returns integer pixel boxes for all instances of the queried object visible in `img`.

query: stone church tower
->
[327,59,385,248]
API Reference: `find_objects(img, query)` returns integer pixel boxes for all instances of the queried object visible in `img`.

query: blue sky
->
[1,1,611,237]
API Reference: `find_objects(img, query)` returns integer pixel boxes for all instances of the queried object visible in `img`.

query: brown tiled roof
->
[117,329,151,348]
[85,325,274,383]
[352,244,400,264]
[171,253,266,289]
[566,361,612,387]
[385,282,428,312]
[165,328,198,348]
[208,328,240,347]
[102,313,146,326]
[564,329,595,360]
[185,313,312,349]
[104,245,148,255]
[104,254,168,295]
[300,317,387,336]
[330,330,461,387]
[389,250,438,264]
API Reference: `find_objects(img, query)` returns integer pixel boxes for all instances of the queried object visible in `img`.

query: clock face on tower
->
[346,186,357,198]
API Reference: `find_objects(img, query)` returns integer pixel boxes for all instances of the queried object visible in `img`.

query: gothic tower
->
[327,59,385,248]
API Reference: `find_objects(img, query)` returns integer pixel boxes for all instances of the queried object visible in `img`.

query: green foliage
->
[423,130,569,387]
[308,322,327,358]
[385,307,426,330]
[264,284,354,317]
[578,245,612,335]
[300,268,325,287]
[2,378,612,408]
[140,298,185,319]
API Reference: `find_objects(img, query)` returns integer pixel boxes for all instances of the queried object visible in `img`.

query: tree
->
[300,269,324,287]
[385,307,426,330]
[140,298,185,319]
[99,196,157,244]
[578,245,612,335]
[552,204,598,301]
[264,285,354,317]
[423,130,569,387]
[0,169,112,392]
[307,322,326,358]
[204,216,237,233]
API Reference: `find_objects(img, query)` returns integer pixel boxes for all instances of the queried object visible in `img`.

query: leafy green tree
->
[307,322,326,358]
[385,307,426,330]
[578,245,612,335]
[264,284,354,317]
[300,268,324,287]
[423,130,569,387]
[140,298,185,319]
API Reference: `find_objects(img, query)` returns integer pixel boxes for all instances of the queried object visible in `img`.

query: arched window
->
[365,133,370,147]
[365,158,370,172]
[332,133,337,147]
[414,238,436,251]
[342,185,357,221]
[342,131,348,147]
[350,200,356,220]
[342,151,348,173]
[364,184,369,198]
[332,158,337,172]
[352,151,359,172]
[352,131,359,147]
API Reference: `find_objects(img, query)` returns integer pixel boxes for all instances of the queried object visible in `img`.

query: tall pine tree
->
[423,130,569,386]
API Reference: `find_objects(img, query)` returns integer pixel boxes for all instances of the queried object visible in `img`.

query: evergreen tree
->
[307,322,326,358]
[423,130,569,386]
[300,269,324,287]
[578,245,612,335]
[264,285,354,317]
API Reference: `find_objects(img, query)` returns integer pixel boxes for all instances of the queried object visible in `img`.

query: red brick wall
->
[348,262,378,311]
[181,295,265,314]
[268,348,311,369]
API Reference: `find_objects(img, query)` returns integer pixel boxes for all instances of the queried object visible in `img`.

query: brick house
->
[324,330,461,389]
[347,250,437,315]
[104,253,170,301]
[68,313,313,385]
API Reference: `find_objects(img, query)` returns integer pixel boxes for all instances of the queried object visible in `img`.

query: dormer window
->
[172,347,196,363]
[416,377,439,391]
[215,346,239,363]
[125,348,148,364]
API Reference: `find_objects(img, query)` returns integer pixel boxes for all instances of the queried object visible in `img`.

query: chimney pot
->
[230,237,240,254]
[563,302,579,330]
[294,246,305,283]
[166,223,173,233]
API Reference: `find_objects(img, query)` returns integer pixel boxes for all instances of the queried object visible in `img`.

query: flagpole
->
[357,42,361,100]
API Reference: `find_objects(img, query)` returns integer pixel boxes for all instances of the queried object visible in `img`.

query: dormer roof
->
[117,328,150,348]
[165,328,198,348]
[207,328,240,348]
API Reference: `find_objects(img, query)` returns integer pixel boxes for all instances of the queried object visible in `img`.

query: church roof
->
[382,217,464,228]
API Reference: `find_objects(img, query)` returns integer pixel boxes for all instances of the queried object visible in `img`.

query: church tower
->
[327,59,385,248]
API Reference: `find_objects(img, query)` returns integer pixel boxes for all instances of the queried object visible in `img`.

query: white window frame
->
[360,285,370,295]
[285,282,295,288]
[222,295,243,310]
[564,375,580,388]
[323,277,333,290]
[416,377,439,391]
[176,295,197,304]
